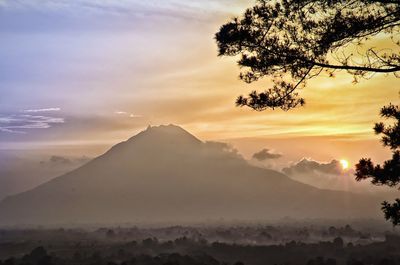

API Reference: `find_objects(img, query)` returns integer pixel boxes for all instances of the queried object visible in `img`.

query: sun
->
[340,159,349,170]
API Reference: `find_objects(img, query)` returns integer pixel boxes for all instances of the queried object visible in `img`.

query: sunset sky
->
[0,0,398,166]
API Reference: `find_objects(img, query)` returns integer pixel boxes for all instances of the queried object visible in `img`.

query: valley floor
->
[0,222,399,265]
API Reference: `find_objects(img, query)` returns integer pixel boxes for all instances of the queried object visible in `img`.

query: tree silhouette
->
[215,0,400,111]
[356,104,400,226]
[216,0,400,225]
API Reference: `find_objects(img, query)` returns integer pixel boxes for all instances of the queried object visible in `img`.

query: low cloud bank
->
[252,148,282,161]
[282,158,392,194]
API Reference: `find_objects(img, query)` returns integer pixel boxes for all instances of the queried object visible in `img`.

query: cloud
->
[252,148,282,161]
[0,127,25,134]
[203,141,242,160]
[280,158,374,193]
[204,141,232,152]
[22,108,61,113]
[0,114,64,134]
[0,0,396,155]
[42,155,91,166]
[1,1,246,15]
[114,111,143,118]
[0,0,249,32]
[49,155,71,164]
[0,152,92,201]
[283,158,342,176]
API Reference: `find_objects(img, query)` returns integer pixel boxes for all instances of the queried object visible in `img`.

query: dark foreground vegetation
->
[0,223,399,265]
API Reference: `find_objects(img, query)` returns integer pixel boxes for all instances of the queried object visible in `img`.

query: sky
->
[0,0,398,170]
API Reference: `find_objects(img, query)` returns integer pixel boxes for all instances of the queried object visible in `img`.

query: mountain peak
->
[145,124,189,133]
[101,124,202,158]
[128,124,202,145]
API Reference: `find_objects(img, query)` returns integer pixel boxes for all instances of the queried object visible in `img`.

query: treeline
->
[0,233,400,265]
[0,223,384,247]
[0,246,224,265]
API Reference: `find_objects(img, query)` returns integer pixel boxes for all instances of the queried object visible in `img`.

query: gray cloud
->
[283,158,342,176]
[204,141,232,151]
[0,113,149,146]
[0,151,92,201]
[203,141,243,160]
[252,148,282,161]
[0,114,64,134]
[49,155,72,165]
[42,155,91,166]
[279,158,392,193]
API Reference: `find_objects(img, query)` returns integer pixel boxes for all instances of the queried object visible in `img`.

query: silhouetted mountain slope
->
[0,125,382,225]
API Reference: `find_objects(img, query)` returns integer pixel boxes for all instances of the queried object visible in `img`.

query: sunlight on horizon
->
[340,159,349,170]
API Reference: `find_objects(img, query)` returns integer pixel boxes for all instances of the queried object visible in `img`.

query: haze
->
[1,2,400,265]
[0,0,398,222]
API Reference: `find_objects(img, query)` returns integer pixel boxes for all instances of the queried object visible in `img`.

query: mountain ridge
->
[0,125,382,225]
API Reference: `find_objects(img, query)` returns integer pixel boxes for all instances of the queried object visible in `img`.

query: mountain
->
[0,125,382,225]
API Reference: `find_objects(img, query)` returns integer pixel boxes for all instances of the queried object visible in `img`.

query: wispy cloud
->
[22,108,61,113]
[0,128,25,134]
[114,111,142,118]
[0,114,64,134]
[0,0,248,25]
[1,0,246,14]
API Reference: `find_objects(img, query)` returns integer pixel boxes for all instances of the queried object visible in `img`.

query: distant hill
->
[0,152,89,202]
[0,125,382,225]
